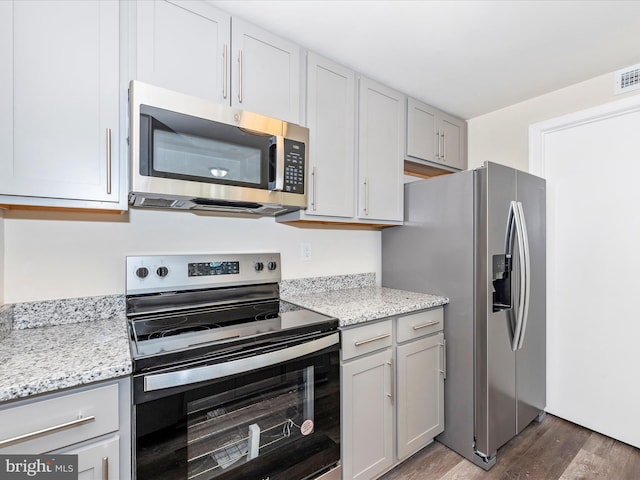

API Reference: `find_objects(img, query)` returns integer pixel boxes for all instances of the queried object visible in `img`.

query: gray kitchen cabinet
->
[136,1,301,124]
[358,77,405,223]
[406,97,466,171]
[0,0,126,211]
[279,52,357,222]
[396,331,445,460]
[342,346,394,480]
[341,308,445,480]
[231,17,301,124]
[56,435,120,480]
[136,0,230,104]
[0,378,131,480]
[278,59,406,227]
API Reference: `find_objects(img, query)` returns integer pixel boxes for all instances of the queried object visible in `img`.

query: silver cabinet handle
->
[222,44,228,99]
[311,166,317,211]
[237,49,243,103]
[0,415,96,449]
[439,340,447,379]
[354,332,390,347]
[106,128,112,195]
[102,457,108,480]
[436,129,441,160]
[386,357,394,405]
[412,320,439,330]
[441,131,446,161]
[363,177,370,215]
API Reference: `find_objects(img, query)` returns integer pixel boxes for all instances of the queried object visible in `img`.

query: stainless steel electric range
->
[126,253,341,480]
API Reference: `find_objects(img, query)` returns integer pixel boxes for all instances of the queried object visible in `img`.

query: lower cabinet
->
[0,377,131,480]
[58,435,119,480]
[341,308,445,480]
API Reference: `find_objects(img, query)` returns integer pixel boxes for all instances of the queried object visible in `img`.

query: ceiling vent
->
[614,64,640,95]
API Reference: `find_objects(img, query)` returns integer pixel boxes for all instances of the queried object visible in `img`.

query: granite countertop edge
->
[282,286,449,327]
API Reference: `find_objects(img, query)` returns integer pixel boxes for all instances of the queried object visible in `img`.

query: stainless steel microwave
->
[129,81,308,215]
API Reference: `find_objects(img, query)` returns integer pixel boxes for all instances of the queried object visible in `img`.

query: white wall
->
[3,208,380,303]
[468,72,640,172]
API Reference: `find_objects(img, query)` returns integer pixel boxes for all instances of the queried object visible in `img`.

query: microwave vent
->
[614,64,640,95]
[139,197,179,208]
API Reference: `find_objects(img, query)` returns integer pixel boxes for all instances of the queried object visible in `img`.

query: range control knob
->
[267,261,278,271]
[156,266,169,278]
[254,262,264,272]
[135,267,149,279]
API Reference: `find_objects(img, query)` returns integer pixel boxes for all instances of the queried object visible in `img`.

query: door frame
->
[529,94,640,176]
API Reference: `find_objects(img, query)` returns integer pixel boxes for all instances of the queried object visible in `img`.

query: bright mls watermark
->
[0,455,77,480]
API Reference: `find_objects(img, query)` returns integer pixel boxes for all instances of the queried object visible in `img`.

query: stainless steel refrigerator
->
[382,162,546,469]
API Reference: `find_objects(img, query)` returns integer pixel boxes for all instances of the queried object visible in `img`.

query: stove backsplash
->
[11,295,125,330]
[3,273,375,333]
[279,272,375,297]
[0,304,12,341]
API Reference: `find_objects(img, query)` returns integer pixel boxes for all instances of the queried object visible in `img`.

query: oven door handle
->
[143,332,339,392]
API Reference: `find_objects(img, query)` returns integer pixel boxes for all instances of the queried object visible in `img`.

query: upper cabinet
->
[136,1,301,124]
[406,97,466,171]
[278,56,405,227]
[300,52,356,219]
[358,78,405,222]
[0,0,125,210]
[136,0,230,105]
[230,18,301,124]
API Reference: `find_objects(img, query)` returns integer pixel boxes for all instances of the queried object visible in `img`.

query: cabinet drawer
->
[397,308,443,343]
[0,384,119,454]
[341,319,393,361]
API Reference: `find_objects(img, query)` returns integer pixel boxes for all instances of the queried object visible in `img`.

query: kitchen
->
[2,1,640,479]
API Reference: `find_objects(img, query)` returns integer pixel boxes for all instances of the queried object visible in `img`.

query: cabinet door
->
[60,436,119,480]
[342,348,394,480]
[231,18,300,124]
[136,0,230,103]
[358,77,405,222]
[0,0,120,205]
[396,333,445,460]
[439,112,465,170]
[406,97,437,163]
[306,53,355,218]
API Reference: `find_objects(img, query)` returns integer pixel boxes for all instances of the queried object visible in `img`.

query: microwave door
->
[141,106,274,190]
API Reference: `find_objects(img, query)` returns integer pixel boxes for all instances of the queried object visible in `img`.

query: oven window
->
[135,348,340,480]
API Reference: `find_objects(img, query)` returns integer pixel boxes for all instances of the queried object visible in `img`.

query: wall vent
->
[614,64,640,95]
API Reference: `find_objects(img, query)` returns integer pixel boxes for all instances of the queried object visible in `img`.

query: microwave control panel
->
[283,139,305,194]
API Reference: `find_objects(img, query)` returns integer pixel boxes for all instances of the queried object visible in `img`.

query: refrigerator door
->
[515,170,546,432]
[475,162,519,459]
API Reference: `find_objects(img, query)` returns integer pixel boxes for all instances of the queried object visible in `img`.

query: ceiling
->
[209,0,640,119]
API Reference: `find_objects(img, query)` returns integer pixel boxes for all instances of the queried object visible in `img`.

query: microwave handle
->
[268,136,285,191]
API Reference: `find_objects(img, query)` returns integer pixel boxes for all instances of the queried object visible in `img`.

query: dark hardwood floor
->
[380,414,640,479]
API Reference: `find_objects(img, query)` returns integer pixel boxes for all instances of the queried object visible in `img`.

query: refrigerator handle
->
[515,202,531,350]
[510,201,528,352]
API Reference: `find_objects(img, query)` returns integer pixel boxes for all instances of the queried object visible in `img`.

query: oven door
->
[133,333,340,480]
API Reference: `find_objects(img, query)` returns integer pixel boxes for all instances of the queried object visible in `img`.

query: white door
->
[531,97,640,448]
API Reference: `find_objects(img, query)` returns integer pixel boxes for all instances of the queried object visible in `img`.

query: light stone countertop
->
[282,286,449,327]
[0,314,131,403]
